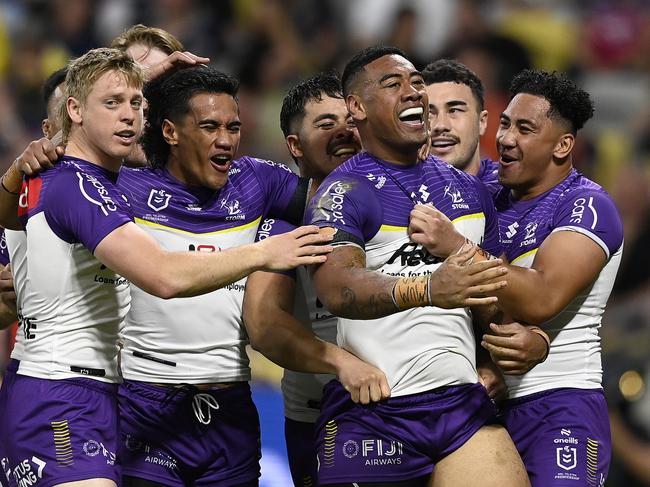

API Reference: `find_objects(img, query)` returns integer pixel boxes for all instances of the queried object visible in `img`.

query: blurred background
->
[0,0,648,485]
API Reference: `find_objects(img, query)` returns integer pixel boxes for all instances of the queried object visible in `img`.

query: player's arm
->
[243,270,390,403]
[492,232,607,324]
[94,222,333,299]
[312,242,507,320]
[0,263,17,329]
[0,138,63,230]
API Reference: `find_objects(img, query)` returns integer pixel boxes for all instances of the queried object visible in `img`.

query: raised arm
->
[243,269,390,403]
[95,223,333,299]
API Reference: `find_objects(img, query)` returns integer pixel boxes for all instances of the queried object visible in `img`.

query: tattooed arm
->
[311,242,509,320]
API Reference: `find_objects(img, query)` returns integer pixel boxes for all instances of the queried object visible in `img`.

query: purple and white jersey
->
[17,156,133,382]
[257,217,337,423]
[118,157,303,383]
[5,229,26,362]
[477,158,500,197]
[495,169,624,398]
[306,153,502,397]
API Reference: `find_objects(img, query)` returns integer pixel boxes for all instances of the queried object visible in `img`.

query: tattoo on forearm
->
[340,286,396,318]
[392,276,432,310]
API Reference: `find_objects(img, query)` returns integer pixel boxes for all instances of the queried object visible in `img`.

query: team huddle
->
[0,24,622,487]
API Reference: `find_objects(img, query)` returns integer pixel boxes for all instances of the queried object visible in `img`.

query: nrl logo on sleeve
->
[147,189,172,212]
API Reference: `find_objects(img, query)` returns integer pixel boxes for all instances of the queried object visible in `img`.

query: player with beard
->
[305,46,530,487]
[243,72,390,487]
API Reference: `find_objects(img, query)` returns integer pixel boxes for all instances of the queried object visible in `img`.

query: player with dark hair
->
[483,69,622,486]
[0,50,331,487]
[114,65,353,487]
[413,69,623,486]
[40,67,68,139]
[244,72,390,487]
[421,59,498,189]
[305,45,530,487]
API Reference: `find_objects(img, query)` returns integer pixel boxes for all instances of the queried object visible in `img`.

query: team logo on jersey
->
[366,173,386,189]
[147,189,171,212]
[220,196,245,220]
[82,440,116,465]
[524,221,538,240]
[556,445,577,471]
[443,183,469,209]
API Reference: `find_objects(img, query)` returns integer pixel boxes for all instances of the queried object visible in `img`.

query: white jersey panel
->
[6,230,26,361]
[282,266,337,422]
[120,220,259,383]
[505,241,623,398]
[19,213,129,382]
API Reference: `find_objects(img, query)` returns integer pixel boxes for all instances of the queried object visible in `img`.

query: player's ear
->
[347,94,367,122]
[478,109,488,137]
[553,133,574,160]
[286,135,303,159]
[67,97,83,124]
[162,119,178,146]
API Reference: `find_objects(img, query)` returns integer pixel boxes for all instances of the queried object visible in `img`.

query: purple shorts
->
[502,388,611,487]
[118,379,261,486]
[285,418,317,487]
[315,380,498,485]
[0,373,119,487]
[0,359,19,487]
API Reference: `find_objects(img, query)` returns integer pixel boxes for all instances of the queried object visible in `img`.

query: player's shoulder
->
[234,155,294,175]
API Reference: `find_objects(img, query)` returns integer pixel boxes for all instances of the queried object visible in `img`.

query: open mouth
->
[430,137,458,152]
[499,152,518,165]
[210,154,232,172]
[398,107,424,127]
[115,130,136,144]
[331,145,358,158]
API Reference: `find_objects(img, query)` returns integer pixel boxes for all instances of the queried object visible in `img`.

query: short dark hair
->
[509,69,594,134]
[421,59,485,111]
[280,71,343,138]
[142,65,239,168]
[341,45,406,97]
[42,67,68,107]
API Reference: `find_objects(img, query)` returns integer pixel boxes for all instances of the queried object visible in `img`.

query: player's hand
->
[481,322,550,375]
[336,352,391,404]
[417,128,431,161]
[145,51,211,81]
[257,225,334,271]
[408,204,466,258]
[0,264,17,314]
[428,243,508,308]
[477,360,507,402]
[15,137,64,176]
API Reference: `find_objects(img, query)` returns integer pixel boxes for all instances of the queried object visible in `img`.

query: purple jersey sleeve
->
[305,173,383,247]
[44,170,133,253]
[472,176,503,257]
[255,217,297,278]
[552,188,623,258]
[0,230,9,266]
[245,157,306,225]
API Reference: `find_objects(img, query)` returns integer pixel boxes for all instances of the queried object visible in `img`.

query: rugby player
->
[305,46,530,487]
[0,48,331,487]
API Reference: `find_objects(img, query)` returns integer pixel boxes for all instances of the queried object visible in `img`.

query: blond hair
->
[60,47,145,140]
[111,24,184,55]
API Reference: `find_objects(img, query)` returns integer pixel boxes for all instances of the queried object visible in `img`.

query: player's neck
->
[462,154,481,176]
[365,144,419,167]
[65,134,122,173]
[512,164,574,201]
